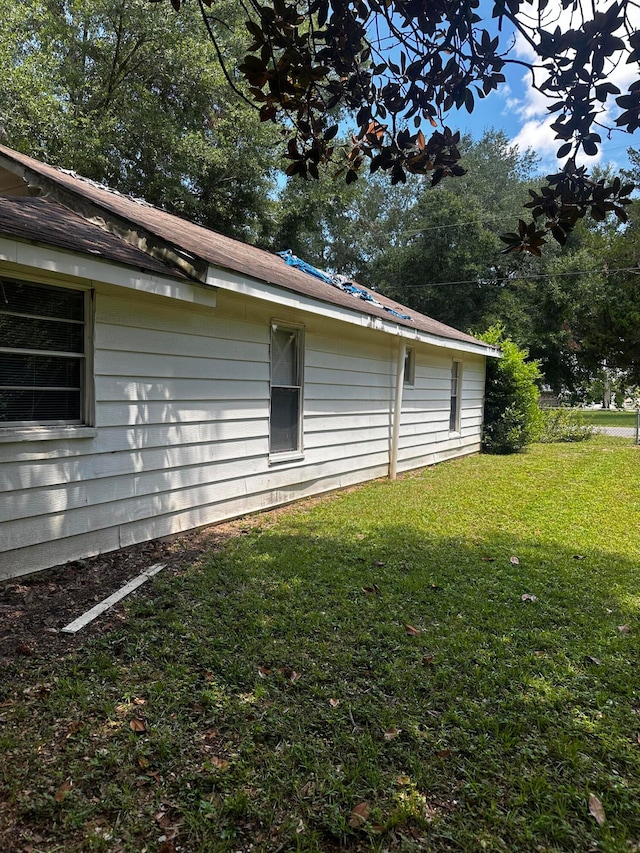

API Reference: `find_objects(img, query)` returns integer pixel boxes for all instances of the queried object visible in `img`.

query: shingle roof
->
[0,195,185,278]
[0,145,488,349]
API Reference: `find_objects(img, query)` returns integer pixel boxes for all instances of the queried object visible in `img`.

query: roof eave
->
[206,262,499,357]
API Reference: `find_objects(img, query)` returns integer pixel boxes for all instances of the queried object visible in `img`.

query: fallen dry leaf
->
[202,728,219,740]
[422,655,435,666]
[436,748,451,759]
[618,625,630,634]
[156,811,173,829]
[405,624,421,636]
[64,721,83,740]
[585,655,601,666]
[510,556,520,565]
[133,697,146,706]
[373,560,386,567]
[383,727,401,741]
[521,593,538,602]
[349,801,370,827]
[329,698,340,708]
[209,756,230,770]
[362,584,381,595]
[396,775,411,785]
[55,779,73,803]
[130,718,147,733]
[281,667,301,683]
[589,792,606,826]
[482,556,495,562]
[257,666,272,678]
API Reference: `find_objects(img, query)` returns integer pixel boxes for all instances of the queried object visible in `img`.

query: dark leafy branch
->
[150,0,639,253]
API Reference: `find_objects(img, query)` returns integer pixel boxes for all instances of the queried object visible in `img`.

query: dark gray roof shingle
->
[0,195,185,278]
[0,145,488,349]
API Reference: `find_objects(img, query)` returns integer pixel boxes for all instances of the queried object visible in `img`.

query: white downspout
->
[390,339,406,480]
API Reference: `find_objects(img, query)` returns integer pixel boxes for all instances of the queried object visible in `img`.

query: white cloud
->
[511,116,602,170]
[505,0,640,168]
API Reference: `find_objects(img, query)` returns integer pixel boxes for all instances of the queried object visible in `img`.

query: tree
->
[272,156,413,274]
[152,0,637,251]
[0,0,283,243]
[364,132,541,330]
[567,205,640,385]
[356,133,636,396]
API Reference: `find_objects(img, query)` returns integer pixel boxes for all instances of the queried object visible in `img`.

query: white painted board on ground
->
[61,563,166,634]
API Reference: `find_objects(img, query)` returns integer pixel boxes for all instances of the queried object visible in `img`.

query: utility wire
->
[398,265,640,288]
[405,215,515,235]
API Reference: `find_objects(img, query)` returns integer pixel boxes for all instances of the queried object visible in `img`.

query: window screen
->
[404,347,415,385]
[270,326,302,454]
[0,278,87,425]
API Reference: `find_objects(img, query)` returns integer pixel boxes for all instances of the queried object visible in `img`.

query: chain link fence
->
[593,409,640,444]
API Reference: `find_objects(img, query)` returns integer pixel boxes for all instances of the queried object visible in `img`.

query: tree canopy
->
[300,131,638,396]
[152,0,639,252]
[0,0,282,243]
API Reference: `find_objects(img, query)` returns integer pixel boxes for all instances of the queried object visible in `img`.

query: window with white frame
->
[0,277,91,427]
[404,347,415,386]
[270,323,303,455]
[449,359,462,432]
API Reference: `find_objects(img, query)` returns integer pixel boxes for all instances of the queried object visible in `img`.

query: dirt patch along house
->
[0,145,499,580]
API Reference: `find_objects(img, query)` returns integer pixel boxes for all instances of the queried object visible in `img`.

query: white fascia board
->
[0,236,217,307]
[206,264,498,358]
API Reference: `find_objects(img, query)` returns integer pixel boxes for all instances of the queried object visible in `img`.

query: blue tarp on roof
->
[277,250,411,321]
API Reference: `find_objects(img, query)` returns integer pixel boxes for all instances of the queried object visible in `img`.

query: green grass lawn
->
[2,439,640,852]
[578,409,638,428]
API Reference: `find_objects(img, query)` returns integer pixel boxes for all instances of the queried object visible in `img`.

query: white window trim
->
[449,358,463,434]
[0,277,95,441]
[268,320,305,463]
[0,425,97,443]
[404,346,415,387]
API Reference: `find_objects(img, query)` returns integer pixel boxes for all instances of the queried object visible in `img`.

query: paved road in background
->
[596,426,637,438]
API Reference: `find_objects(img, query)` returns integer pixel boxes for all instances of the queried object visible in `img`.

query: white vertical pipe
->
[390,339,406,480]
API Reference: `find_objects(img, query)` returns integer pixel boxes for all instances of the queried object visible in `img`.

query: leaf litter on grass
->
[2,441,640,852]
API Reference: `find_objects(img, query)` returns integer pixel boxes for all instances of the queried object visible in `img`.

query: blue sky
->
[438,1,640,178]
[453,71,637,177]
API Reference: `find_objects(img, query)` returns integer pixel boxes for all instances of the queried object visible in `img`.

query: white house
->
[0,145,499,580]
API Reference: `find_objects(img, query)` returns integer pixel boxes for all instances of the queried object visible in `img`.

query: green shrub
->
[538,408,594,443]
[479,325,542,454]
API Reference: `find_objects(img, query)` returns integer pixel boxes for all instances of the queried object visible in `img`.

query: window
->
[0,277,91,427]
[270,323,303,455]
[449,359,462,432]
[404,347,415,386]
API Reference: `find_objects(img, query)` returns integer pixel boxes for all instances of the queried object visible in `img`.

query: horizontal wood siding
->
[396,349,485,473]
[1,280,486,579]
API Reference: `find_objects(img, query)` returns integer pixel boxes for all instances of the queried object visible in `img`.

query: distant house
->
[0,145,499,580]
